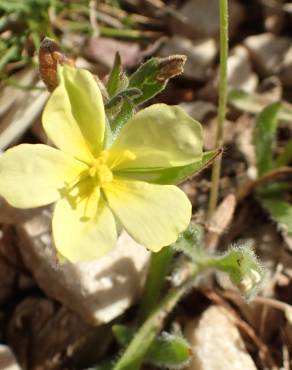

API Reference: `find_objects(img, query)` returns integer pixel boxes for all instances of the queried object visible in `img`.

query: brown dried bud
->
[157,55,187,82]
[38,37,75,92]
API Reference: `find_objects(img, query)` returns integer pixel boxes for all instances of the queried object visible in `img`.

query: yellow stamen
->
[88,150,113,185]
[110,149,136,169]
[96,164,113,184]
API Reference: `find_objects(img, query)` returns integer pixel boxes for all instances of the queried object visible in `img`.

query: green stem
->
[63,21,159,39]
[208,0,229,218]
[113,263,199,370]
[138,247,175,321]
[100,26,160,39]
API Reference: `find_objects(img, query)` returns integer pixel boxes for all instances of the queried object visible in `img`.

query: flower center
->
[88,150,113,185]
[88,149,137,185]
[109,149,136,169]
[59,149,136,219]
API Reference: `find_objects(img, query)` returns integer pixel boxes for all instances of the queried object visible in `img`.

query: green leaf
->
[146,332,191,368]
[228,89,292,123]
[171,223,204,261]
[261,198,292,235]
[115,149,220,185]
[113,326,191,369]
[129,55,186,105]
[254,102,281,176]
[207,245,264,300]
[0,0,29,12]
[128,58,164,105]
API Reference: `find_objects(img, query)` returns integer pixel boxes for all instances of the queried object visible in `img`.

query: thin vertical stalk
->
[208,0,229,218]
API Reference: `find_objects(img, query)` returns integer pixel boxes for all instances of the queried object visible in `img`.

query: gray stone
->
[180,101,217,123]
[16,208,149,325]
[279,44,292,88]
[228,46,258,92]
[185,306,257,370]
[171,0,244,40]
[244,33,291,76]
[0,345,22,370]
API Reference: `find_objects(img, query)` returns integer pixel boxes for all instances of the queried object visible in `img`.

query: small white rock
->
[185,306,257,370]
[172,0,244,40]
[279,44,292,87]
[0,345,22,370]
[16,208,150,325]
[244,33,291,76]
[180,101,217,122]
[228,46,258,92]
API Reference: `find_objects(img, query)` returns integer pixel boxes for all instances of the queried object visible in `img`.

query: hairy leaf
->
[228,89,292,123]
[171,223,204,261]
[261,198,292,235]
[113,326,191,369]
[146,332,191,368]
[129,55,186,105]
[207,245,264,300]
[254,102,281,176]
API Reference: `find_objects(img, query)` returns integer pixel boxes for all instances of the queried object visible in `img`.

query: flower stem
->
[113,263,199,370]
[208,0,229,218]
[138,247,175,321]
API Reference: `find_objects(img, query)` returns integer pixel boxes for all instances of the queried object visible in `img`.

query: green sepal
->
[110,99,135,140]
[105,55,186,139]
[115,149,221,185]
[105,87,142,112]
[105,87,141,139]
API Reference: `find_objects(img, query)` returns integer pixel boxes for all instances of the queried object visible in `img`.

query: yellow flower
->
[0,66,203,262]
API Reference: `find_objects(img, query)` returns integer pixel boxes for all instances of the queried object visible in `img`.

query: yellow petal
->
[53,189,117,262]
[103,179,191,251]
[43,65,105,163]
[0,144,86,208]
[108,104,202,171]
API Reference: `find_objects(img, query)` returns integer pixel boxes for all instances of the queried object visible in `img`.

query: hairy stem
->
[208,0,229,218]
[138,247,175,321]
[113,263,199,370]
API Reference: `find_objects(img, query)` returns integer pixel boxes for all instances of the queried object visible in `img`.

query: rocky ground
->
[0,0,291,369]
